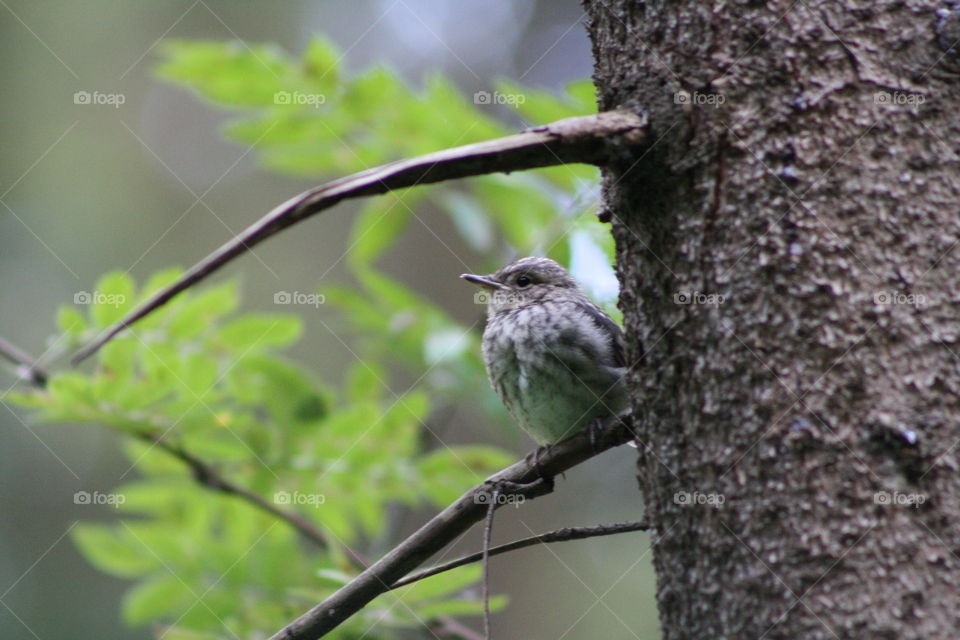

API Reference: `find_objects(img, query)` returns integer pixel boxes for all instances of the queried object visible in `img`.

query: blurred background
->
[0,1,658,638]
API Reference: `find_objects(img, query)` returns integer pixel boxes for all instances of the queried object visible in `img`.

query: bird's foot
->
[523,444,556,489]
[482,474,554,504]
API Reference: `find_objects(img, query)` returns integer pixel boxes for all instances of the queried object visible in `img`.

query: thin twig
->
[72,110,648,363]
[0,335,48,386]
[268,413,635,640]
[389,520,650,590]
[5,347,370,566]
[130,431,338,548]
[481,485,499,640]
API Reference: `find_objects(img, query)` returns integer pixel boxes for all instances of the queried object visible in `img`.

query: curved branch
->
[72,110,648,363]
[389,519,649,590]
[268,413,635,640]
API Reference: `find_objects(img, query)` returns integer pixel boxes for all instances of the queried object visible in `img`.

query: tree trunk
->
[583,1,960,638]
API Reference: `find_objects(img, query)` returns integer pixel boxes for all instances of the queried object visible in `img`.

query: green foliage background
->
[9,37,613,638]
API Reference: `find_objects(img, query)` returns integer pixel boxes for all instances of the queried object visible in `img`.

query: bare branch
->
[389,520,649,590]
[72,110,648,363]
[268,413,635,640]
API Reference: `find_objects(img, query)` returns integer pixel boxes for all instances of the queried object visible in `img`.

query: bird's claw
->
[521,445,556,491]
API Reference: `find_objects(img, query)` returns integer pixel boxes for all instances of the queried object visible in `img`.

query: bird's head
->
[461,257,582,314]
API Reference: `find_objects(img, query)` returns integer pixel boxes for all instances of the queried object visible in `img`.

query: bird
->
[461,257,629,447]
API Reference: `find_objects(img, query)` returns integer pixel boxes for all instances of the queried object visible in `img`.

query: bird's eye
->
[516,275,532,287]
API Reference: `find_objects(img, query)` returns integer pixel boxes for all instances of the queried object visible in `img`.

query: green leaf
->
[416,594,507,618]
[142,267,185,295]
[315,568,353,588]
[166,281,238,339]
[417,445,513,505]
[153,628,222,640]
[2,389,47,408]
[496,77,592,124]
[396,565,482,601]
[90,271,135,328]
[99,338,136,379]
[181,352,218,394]
[157,40,293,107]
[47,372,94,407]
[348,197,413,267]
[473,175,559,253]
[302,37,340,93]
[565,78,598,113]
[93,338,137,400]
[226,354,327,427]
[137,267,186,329]
[346,361,385,403]
[440,190,495,253]
[57,306,86,335]
[72,524,161,578]
[216,314,302,352]
[123,575,192,625]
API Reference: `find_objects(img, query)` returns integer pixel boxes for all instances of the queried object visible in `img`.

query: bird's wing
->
[575,301,627,369]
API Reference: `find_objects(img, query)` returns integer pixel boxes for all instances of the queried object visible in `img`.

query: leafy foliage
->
[8,35,614,639]
[11,271,513,638]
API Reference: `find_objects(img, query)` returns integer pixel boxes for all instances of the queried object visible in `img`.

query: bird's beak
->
[460,273,507,290]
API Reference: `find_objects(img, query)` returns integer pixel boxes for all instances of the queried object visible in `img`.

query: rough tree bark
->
[584,1,960,638]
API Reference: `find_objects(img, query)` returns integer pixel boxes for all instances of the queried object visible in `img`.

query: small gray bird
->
[461,257,628,446]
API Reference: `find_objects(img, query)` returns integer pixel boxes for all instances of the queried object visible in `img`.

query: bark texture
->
[583,1,960,638]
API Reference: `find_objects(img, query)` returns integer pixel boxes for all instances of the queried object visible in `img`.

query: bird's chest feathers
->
[482,305,605,403]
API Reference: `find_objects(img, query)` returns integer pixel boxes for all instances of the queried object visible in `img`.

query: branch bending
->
[72,109,648,363]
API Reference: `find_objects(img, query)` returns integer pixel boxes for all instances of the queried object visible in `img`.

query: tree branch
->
[129,430,345,551]
[268,413,635,640]
[389,519,649,590]
[0,335,48,386]
[2,343,366,564]
[72,110,648,363]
